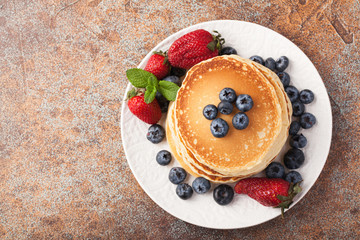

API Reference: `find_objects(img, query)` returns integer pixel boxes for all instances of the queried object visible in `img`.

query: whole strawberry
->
[168,29,224,69]
[235,177,301,216]
[144,51,170,79]
[127,93,162,124]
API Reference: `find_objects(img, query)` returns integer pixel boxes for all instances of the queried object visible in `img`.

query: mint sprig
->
[126,68,180,104]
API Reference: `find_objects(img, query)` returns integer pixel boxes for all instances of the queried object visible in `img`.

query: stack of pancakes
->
[166,55,292,183]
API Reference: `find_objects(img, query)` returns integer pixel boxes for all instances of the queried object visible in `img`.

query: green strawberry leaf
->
[126,68,157,88]
[208,30,225,52]
[276,195,289,202]
[126,88,137,101]
[275,182,302,218]
[158,80,180,101]
[144,84,157,104]
[292,183,302,194]
[207,41,216,52]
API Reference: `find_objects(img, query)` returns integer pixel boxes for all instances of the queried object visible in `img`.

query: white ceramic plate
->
[120,20,332,229]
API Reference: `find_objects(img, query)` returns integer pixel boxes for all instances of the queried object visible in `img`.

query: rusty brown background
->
[0,0,359,239]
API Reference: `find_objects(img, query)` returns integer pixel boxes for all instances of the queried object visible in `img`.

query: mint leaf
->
[144,85,157,104]
[144,75,159,104]
[126,68,157,88]
[158,81,180,101]
[147,74,159,90]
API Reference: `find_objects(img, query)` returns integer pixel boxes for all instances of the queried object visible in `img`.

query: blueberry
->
[289,121,301,136]
[156,150,172,166]
[220,46,237,55]
[210,118,229,138]
[250,55,265,65]
[264,57,276,71]
[192,177,211,194]
[277,72,290,87]
[146,124,165,144]
[218,101,233,115]
[300,112,316,129]
[299,89,314,104]
[203,104,218,120]
[169,167,187,184]
[284,148,305,169]
[292,101,305,117]
[219,88,237,103]
[213,184,234,205]
[265,162,285,178]
[275,56,289,72]
[285,171,303,184]
[176,183,193,200]
[170,67,186,77]
[232,112,249,130]
[235,94,254,112]
[163,75,181,86]
[290,134,307,149]
[285,85,299,103]
[155,92,169,113]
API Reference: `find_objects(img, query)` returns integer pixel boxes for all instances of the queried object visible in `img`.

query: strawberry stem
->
[207,30,225,52]
[276,182,302,218]
[153,50,167,57]
[153,50,170,66]
[126,88,144,101]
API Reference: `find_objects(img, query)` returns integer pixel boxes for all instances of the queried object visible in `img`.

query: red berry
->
[127,95,162,124]
[144,53,169,79]
[235,178,289,206]
[235,177,301,216]
[168,29,224,69]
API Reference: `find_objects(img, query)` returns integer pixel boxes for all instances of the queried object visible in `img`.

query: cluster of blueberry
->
[250,54,316,185]
[250,55,289,73]
[169,167,211,200]
[156,150,234,204]
[265,161,302,184]
[248,55,316,130]
[275,87,316,183]
[203,88,254,138]
[284,89,315,173]
[156,151,196,200]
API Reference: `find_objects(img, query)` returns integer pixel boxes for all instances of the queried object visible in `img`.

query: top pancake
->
[174,55,283,176]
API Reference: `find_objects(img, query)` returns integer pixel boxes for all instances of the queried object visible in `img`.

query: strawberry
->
[127,92,162,124]
[168,29,224,69]
[144,51,170,80]
[235,177,302,216]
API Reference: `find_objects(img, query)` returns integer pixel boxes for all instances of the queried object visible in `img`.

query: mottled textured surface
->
[0,0,359,239]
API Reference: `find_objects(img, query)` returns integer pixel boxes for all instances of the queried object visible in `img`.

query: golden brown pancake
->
[175,55,282,175]
[166,55,291,182]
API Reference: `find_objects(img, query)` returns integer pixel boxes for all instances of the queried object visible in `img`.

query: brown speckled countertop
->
[0,0,359,239]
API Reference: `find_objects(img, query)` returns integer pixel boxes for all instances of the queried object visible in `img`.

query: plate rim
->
[120,19,333,229]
